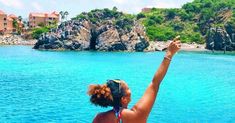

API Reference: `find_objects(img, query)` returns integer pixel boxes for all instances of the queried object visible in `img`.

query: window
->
[33,17,35,19]
[4,23,7,26]
[3,18,6,21]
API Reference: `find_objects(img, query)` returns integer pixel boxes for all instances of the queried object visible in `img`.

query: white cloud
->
[31,2,43,11]
[50,0,57,5]
[112,0,126,4]
[0,0,24,9]
[156,2,179,8]
[155,0,193,8]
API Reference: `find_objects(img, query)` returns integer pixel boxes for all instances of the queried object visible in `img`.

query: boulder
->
[34,11,150,51]
[96,28,121,51]
[206,27,235,51]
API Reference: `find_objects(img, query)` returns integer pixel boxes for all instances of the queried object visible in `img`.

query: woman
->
[88,38,181,123]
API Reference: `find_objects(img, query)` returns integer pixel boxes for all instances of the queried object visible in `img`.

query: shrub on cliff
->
[32,25,56,39]
[140,0,234,44]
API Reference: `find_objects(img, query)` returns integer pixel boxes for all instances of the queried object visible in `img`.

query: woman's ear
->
[121,97,128,105]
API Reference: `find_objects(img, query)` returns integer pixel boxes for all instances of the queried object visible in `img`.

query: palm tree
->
[112,6,118,11]
[12,19,19,33]
[64,11,69,21]
[59,11,65,22]
[18,16,22,22]
[23,21,27,28]
[13,19,18,28]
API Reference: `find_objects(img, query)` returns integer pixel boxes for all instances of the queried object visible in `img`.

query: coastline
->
[0,35,210,52]
[146,41,208,52]
[2,43,235,55]
[0,35,36,46]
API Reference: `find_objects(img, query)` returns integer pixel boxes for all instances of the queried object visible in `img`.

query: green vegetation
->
[70,0,235,44]
[32,25,57,39]
[142,0,235,43]
[12,19,22,34]
[72,7,125,22]
[72,7,136,31]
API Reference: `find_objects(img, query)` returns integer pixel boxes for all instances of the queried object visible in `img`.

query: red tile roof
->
[30,12,46,17]
[0,10,6,15]
[30,12,59,18]
[9,14,18,19]
[48,13,58,18]
[7,16,13,21]
[52,11,59,15]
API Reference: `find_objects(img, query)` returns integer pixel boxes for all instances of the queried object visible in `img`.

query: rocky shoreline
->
[32,20,207,52]
[0,34,208,52]
[0,35,36,45]
[145,41,207,52]
[33,19,150,52]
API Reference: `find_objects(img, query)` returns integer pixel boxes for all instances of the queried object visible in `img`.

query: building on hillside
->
[7,14,23,33]
[0,10,23,34]
[0,10,7,34]
[28,11,59,28]
[141,8,152,13]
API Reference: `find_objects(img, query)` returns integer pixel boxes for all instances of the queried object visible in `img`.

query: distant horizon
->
[0,0,193,20]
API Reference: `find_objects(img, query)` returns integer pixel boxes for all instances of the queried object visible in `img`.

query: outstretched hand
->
[167,36,181,57]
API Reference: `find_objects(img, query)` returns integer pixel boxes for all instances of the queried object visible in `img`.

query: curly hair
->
[87,80,127,108]
[87,84,113,107]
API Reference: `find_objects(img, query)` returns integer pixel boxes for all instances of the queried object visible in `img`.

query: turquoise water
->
[0,45,234,123]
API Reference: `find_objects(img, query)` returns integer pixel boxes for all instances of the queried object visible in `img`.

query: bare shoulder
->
[122,108,142,122]
[92,110,113,123]
[92,112,104,123]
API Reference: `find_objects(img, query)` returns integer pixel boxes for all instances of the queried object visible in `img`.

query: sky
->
[0,0,193,20]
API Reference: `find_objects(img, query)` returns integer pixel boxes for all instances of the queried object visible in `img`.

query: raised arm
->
[131,39,181,120]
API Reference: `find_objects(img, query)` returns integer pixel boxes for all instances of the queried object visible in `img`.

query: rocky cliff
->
[34,9,150,51]
[206,26,235,51]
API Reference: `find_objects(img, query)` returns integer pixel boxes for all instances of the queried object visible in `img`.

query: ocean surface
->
[0,45,234,123]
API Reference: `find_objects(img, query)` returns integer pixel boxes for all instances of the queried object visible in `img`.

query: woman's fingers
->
[174,40,181,44]
[171,40,181,50]
[177,44,181,49]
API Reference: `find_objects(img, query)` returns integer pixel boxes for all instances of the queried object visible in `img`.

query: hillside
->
[34,0,235,51]
[34,8,150,51]
[140,0,234,43]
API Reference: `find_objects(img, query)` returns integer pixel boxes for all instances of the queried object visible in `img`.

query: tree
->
[137,13,146,20]
[149,15,164,24]
[165,9,177,19]
[18,16,22,22]
[64,11,69,21]
[13,19,18,29]
[112,6,118,12]
[179,10,193,21]
[13,19,21,34]
[23,21,27,28]
[59,11,65,22]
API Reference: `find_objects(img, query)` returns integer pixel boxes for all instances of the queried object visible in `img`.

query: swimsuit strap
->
[113,107,123,123]
[117,109,122,123]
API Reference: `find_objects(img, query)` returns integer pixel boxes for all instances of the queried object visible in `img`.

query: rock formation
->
[206,26,235,51]
[34,10,150,51]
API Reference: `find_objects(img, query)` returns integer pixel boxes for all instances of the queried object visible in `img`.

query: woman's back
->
[93,109,147,123]
[93,110,117,123]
